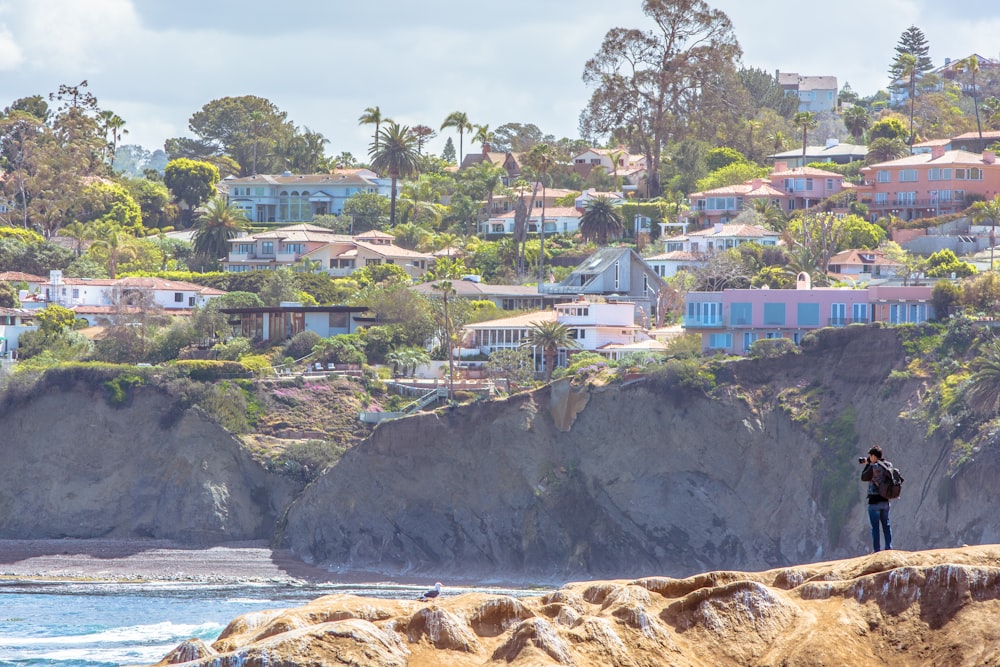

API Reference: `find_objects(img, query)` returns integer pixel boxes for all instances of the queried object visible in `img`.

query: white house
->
[462,299,645,372]
[826,249,903,283]
[223,169,394,223]
[647,223,781,278]
[0,307,37,357]
[574,188,624,208]
[43,273,227,324]
[482,206,584,236]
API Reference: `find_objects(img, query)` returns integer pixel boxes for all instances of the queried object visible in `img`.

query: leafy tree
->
[522,320,579,381]
[440,111,473,164]
[122,177,173,229]
[358,106,392,150]
[88,223,139,278]
[353,263,411,287]
[924,248,976,278]
[492,122,546,153]
[259,268,300,306]
[192,195,249,264]
[343,192,390,232]
[284,330,322,361]
[0,281,19,307]
[931,280,962,320]
[163,158,220,227]
[486,347,536,390]
[736,67,798,118]
[969,195,1000,270]
[961,271,1000,315]
[866,137,910,164]
[694,161,769,192]
[4,95,50,122]
[36,304,77,336]
[191,291,264,339]
[581,0,741,197]
[704,146,747,172]
[313,334,366,366]
[868,117,908,141]
[579,195,624,244]
[75,181,144,235]
[411,124,437,154]
[894,52,920,145]
[368,122,420,226]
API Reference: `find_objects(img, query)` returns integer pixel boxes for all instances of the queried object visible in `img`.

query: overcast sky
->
[2,0,1000,162]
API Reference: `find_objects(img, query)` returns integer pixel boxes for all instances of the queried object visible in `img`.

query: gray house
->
[539,247,666,324]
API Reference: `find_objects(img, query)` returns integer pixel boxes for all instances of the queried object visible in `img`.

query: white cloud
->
[0,25,22,70]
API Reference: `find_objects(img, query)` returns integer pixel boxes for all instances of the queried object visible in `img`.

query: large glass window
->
[852,303,868,323]
[708,333,732,349]
[763,303,785,325]
[730,302,752,325]
[929,168,952,181]
[899,169,918,182]
[797,303,819,326]
[831,303,846,326]
[876,171,891,183]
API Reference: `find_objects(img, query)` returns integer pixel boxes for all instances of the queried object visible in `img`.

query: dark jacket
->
[861,461,888,504]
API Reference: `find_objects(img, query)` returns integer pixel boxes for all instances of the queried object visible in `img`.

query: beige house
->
[223,224,433,279]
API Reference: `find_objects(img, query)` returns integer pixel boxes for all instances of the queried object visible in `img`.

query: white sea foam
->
[0,621,222,646]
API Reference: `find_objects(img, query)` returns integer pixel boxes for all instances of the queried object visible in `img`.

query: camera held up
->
[858,457,868,464]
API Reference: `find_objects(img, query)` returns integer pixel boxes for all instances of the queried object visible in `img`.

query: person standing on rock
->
[861,445,893,553]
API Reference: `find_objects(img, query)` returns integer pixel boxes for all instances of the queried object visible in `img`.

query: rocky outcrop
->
[282,326,1000,580]
[151,546,1000,667]
[0,384,300,542]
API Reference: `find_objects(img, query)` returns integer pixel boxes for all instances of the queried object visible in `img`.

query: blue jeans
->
[868,503,892,552]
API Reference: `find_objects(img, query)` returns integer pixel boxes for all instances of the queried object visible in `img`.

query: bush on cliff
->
[171,359,250,381]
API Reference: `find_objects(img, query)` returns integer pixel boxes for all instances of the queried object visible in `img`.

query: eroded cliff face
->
[282,327,1000,580]
[151,546,1000,667]
[0,385,300,542]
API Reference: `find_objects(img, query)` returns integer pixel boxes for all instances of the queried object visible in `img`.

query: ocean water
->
[0,580,542,666]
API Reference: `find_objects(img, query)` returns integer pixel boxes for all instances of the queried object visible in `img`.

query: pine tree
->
[889,26,933,83]
[441,137,456,164]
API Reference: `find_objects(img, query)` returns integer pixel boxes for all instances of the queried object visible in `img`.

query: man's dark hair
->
[868,445,883,459]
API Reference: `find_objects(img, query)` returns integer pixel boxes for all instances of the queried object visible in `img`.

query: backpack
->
[877,461,904,500]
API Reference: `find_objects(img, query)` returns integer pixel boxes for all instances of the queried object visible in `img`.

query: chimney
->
[984,150,996,165]
[714,222,724,233]
[482,142,491,153]
[931,145,946,159]
[825,137,839,148]
[751,178,763,189]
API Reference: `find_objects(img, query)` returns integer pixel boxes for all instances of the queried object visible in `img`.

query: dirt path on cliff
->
[0,539,354,584]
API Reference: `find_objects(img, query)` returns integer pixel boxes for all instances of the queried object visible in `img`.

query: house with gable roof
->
[223,224,433,278]
[459,143,522,185]
[645,223,781,278]
[827,248,903,283]
[767,139,867,168]
[223,169,393,223]
[777,71,838,112]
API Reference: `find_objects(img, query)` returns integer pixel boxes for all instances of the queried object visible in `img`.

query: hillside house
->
[767,139,867,168]
[223,224,433,278]
[482,206,583,236]
[459,143,521,185]
[0,307,37,357]
[223,169,394,223]
[857,147,1000,221]
[826,248,903,283]
[777,71,838,112]
[684,276,934,355]
[220,304,368,344]
[645,223,781,278]
[410,279,569,311]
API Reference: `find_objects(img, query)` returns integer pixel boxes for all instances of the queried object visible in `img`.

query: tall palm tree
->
[792,111,818,165]
[193,196,250,260]
[866,138,910,164]
[955,55,983,140]
[522,320,579,381]
[842,106,872,141]
[748,199,787,232]
[579,195,624,245]
[358,106,392,151]
[90,223,139,279]
[431,280,456,394]
[964,338,1000,415]
[525,143,558,284]
[441,111,473,165]
[607,148,626,191]
[60,220,92,256]
[369,122,420,227]
[970,195,1000,270]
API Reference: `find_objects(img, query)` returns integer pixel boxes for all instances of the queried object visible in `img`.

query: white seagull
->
[419,582,443,601]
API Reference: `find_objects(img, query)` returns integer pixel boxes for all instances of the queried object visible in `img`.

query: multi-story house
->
[645,223,781,278]
[687,163,850,226]
[459,143,521,185]
[0,307,37,358]
[857,147,1000,221]
[684,276,934,355]
[767,138,867,168]
[462,299,646,372]
[223,224,433,278]
[223,169,393,223]
[571,147,648,194]
[484,186,578,216]
[777,71,838,112]
[482,206,583,236]
[826,248,903,283]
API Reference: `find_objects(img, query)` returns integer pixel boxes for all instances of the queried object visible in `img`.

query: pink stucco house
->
[687,163,850,226]
[857,147,1000,221]
[684,275,934,354]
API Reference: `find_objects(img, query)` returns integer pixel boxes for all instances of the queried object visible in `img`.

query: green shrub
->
[211,337,252,361]
[647,358,715,397]
[749,337,798,359]
[172,359,249,381]
[103,373,144,407]
[284,331,322,361]
[277,439,347,479]
[240,354,274,376]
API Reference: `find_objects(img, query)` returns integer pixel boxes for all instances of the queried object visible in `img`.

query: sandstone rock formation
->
[151,546,1000,667]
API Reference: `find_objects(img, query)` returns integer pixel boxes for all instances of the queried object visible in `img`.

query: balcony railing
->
[866,198,964,209]
[684,316,869,329]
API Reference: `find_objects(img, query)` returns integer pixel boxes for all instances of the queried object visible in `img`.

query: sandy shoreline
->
[0,538,424,585]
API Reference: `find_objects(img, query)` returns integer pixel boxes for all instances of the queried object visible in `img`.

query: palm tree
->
[866,138,910,164]
[579,195,624,245]
[431,280,456,394]
[441,111,473,165]
[955,55,983,140]
[193,196,250,260]
[748,199,787,231]
[90,223,139,279]
[522,320,579,381]
[358,106,392,151]
[792,111,818,165]
[607,148,626,191]
[970,195,1000,270]
[964,338,1000,415]
[60,220,92,256]
[472,123,494,150]
[369,122,420,227]
[525,143,558,284]
[842,106,872,141]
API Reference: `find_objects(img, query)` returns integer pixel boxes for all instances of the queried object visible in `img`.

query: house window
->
[174,292,183,303]
[687,301,723,325]
[763,303,785,325]
[730,302,752,325]
[708,333,732,349]
[642,275,649,297]
[71,288,79,298]
[797,302,819,326]
[284,243,304,255]
[742,331,757,352]
[329,312,349,329]
[237,243,254,254]
[956,168,983,181]
[831,303,846,326]
[852,303,868,323]
[365,258,382,266]
[876,170,891,183]
[261,242,274,255]
[614,260,620,290]
[929,168,952,181]
[826,178,834,190]
[491,223,504,233]
[939,190,952,202]
[899,169,918,182]
[874,192,888,205]
[805,178,813,191]
[896,192,916,205]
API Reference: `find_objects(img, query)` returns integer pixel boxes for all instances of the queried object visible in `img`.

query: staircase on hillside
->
[358,387,449,424]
